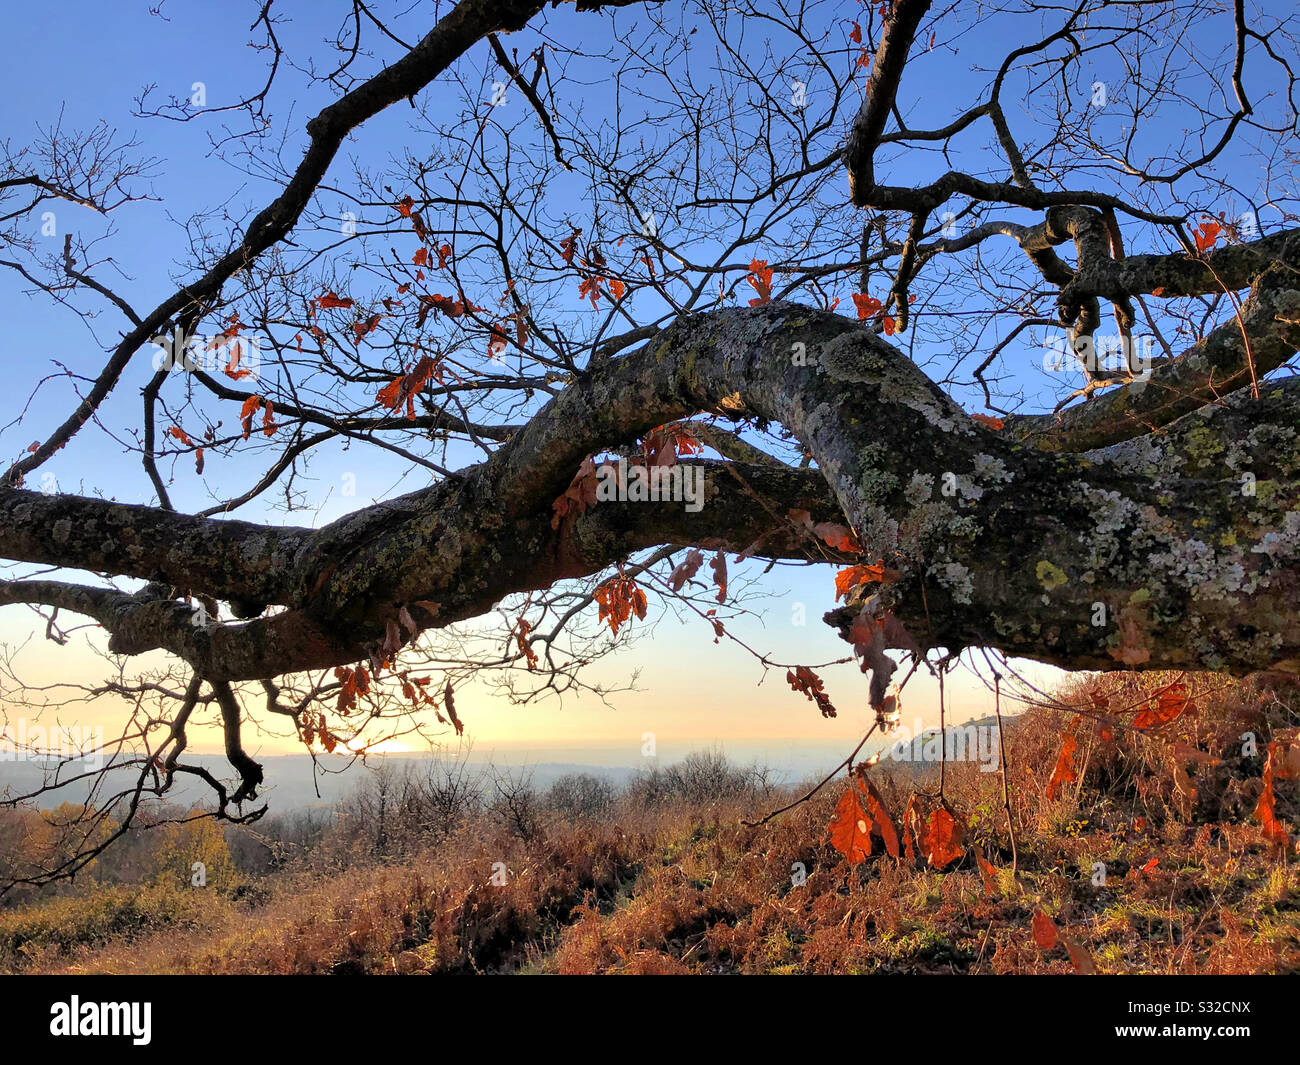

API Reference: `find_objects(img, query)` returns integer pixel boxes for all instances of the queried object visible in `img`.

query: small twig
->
[744,722,879,827]
[993,672,1018,875]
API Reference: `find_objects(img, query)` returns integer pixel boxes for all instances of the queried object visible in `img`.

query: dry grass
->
[3,671,1298,975]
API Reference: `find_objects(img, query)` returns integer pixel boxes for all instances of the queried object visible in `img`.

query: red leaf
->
[862,779,899,858]
[1063,937,1098,974]
[787,665,837,719]
[1045,732,1078,801]
[828,787,873,864]
[834,562,898,600]
[971,412,1005,430]
[851,292,881,320]
[1255,740,1294,846]
[239,394,261,440]
[551,456,599,529]
[1132,681,1190,730]
[668,548,705,592]
[488,323,509,360]
[444,680,463,736]
[315,291,354,310]
[745,259,774,306]
[560,228,582,266]
[922,807,964,869]
[1032,911,1059,950]
[593,574,649,636]
[709,549,727,604]
[1193,219,1222,253]
[812,522,862,553]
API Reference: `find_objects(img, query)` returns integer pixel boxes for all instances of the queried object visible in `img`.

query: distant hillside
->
[0,754,642,812]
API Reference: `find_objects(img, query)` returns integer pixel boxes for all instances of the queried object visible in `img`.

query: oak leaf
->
[1032,910,1059,950]
[1045,732,1078,801]
[828,787,872,864]
[922,807,964,869]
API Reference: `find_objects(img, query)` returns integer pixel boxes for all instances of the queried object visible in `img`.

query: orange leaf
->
[862,779,899,858]
[444,680,463,736]
[315,291,354,310]
[828,787,873,864]
[1045,732,1078,801]
[834,562,896,600]
[1063,937,1098,974]
[971,412,1005,430]
[851,292,881,320]
[787,665,836,719]
[709,549,727,604]
[412,246,429,267]
[1193,219,1222,253]
[900,794,919,862]
[813,522,862,553]
[1132,681,1190,730]
[551,456,600,529]
[239,395,261,440]
[223,339,252,380]
[668,548,706,592]
[745,259,774,306]
[1032,911,1059,950]
[488,324,509,360]
[1255,741,1293,846]
[593,574,649,636]
[922,807,964,869]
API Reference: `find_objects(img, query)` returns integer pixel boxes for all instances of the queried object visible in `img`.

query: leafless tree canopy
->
[1,0,1298,886]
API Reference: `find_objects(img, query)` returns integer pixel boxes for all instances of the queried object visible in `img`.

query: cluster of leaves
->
[787,665,836,719]
[237,395,277,440]
[594,574,648,637]
[377,355,447,420]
